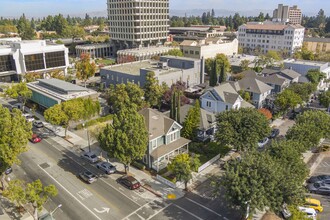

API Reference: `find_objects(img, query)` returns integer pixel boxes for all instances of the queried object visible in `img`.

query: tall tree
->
[75,53,97,87]
[98,106,148,173]
[239,60,250,71]
[63,25,85,41]
[167,49,184,57]
[182,100,201,140]
[17,14,35,40]
[319,90,330,108]
[219,63,226,83]
[274,89,302,112]
[209,59,218,86]
[143,72,163,107]
[306,69,325,84]
[0,106,32,189]
[215,108,271,151]
[5,82,32,111]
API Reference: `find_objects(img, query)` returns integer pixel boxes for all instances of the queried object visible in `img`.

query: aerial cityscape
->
[0,0,329,220]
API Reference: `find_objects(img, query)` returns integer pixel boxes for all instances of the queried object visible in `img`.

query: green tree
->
[144,72,163,107]
[75,53,97,87]
[182,100,201,139]
[219,64,226,83]
[215,108,271,151]
[214,53,231,73]
[209,59,218,86]
[274,89,302,112]
[287,83,317,102]
[319,90,330,108]
[98,106,148,173]
[63,25,85,41]
[2,179,26,209]
[5,82,32,111]
[239,59,250,71]
[238,90,251,102]
[306,69,325,84]
[205,58,213,74]
[266,50,281,61]
[53,14,68,36]
[25,179,58,220]
[17,14,35,40]
[167,49,184,57]
[288,206,310,220]
[168,153,200,190]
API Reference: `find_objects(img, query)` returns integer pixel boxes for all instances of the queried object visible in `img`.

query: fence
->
[156,174,177,189]
[197,154,220,173]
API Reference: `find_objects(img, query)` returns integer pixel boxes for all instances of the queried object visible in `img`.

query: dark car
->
[96,162,116,174]
[79,171,97,184]
[269,128,280,139]
[307,182,330,195]
[117,176,141,190]
[307,175,330,183]
[4,167,12,175]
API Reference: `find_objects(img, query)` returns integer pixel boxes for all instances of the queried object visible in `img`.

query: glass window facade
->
[45,51,66,68]
[0,55,16,72]
[25,54,45,71]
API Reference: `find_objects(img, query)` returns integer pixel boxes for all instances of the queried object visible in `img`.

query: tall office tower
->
[273,4,302,25]
[107,0,170,51]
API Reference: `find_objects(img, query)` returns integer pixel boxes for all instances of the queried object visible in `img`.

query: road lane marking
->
[94,207,110,214]
[44,138,141,207]
[37,164,102,220]
[146,203,172,220]
[77,189,93,200]
[122,199,162,220]
[173,204,204,220]
[185,198,223,217]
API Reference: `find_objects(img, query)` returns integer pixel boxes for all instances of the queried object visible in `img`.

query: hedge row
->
[131,161,146,170]
[75,114,113,130]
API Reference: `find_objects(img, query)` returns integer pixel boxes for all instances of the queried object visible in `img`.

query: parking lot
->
[309,156,330,220]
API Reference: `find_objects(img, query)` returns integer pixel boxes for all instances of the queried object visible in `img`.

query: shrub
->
[131,161,145,170]
[76,114,113,130]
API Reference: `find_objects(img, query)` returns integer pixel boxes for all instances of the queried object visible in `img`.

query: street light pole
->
[50,204,62,217]
[82,123,91,152]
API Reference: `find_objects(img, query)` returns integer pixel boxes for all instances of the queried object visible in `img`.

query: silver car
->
[96,162,117,174]
[81,152,99,163]
[79,171,97,184]
[33,121,44,128]
[307,181,330,195]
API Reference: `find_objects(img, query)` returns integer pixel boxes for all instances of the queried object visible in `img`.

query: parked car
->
[30,134,41,143]
[307,182,330,195]
[257,138,269,148]
[4,167,12,175]
[79,171,97,184]
[96,162,116,174]
[298,207,317,220]
[307,175,330,183]
[305,198,323,213]
[117,176,141,190]
[23,113,34,122]
[81,152,99,163]
[281,203,292,219]
[33,121,44,128]
[269,128,280,139]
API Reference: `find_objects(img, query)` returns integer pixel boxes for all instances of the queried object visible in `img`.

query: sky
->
[0,0,328,18]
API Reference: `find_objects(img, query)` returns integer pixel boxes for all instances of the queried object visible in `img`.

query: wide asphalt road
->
[15,136,144,220]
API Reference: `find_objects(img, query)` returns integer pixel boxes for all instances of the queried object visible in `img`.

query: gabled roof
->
[211,83,240,105]
[261,68,279,75]
[241,70,258,78]
[279,69,301,80]
[231,77,273,94]
[257,74,288,86]
[139,108,179,140]
[180,40,197,46]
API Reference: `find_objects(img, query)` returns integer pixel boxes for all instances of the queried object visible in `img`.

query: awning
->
[150,137,190,160]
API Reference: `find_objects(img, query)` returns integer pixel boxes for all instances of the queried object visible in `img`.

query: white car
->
[81,152,99,163]
[22,113,35,122]
[33,121,44,128]
[298,207,317,220]
[258,137,269,148]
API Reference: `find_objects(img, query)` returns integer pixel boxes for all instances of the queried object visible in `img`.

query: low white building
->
[238,22,305,55]
[0,39,69,82]
[76,43,112,58]
[180,38,238,59]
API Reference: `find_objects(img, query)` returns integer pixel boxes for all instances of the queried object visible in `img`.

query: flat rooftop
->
[117,46,175,56]
[284,59,328,66]
[229,54,258,67]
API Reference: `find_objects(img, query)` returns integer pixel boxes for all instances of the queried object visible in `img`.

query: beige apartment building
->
[303,37,330,52]
[107,0,169,51]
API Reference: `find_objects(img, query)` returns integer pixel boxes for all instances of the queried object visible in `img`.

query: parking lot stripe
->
[185,198,223,218]
[146,203,172,220]
[173,204,204,220]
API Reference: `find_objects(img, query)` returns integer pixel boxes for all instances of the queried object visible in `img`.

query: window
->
[25,53,45,71]
[206,101,211,107]
[45,51,66,68]
[225,105,228,110]
[151,139,157,149]
[0,55,16,72]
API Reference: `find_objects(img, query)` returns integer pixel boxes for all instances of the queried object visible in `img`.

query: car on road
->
[96,161,116,174]
[269,128,280,139]
[81,152,99,163]
[257,138,269,148]
[23,113,35,122]
[305,198,323,213]
[79,171,97,184]
[307,182,330,195]
[30,134,41,143]
[117,176,141,190]
[307,175,330,183]
[33,121,44,128]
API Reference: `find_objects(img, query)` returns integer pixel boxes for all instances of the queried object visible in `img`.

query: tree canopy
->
[181,100,201,140]
[215,108,271,151]
[144,72,164,107]
[75,53,97,87]
[167,49,184,57]
[5,82,32,108]
[98,106,148,173]
[319,90,330,108]
[306,69,325,84]
[274,89,302,112]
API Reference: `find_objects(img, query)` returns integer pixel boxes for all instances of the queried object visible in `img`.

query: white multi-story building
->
[107,0,169,51]
[0,39,69,82]
[237,22,305,55]
[273,4,302,25]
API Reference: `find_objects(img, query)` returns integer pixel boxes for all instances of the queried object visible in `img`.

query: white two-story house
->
[200,82,254,114]
[139,108,191,172]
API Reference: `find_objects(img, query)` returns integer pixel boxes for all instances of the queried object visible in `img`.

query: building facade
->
[273,4,302,25]
[179,38,238,59]
[0,39,69,82]
[303,37,330,53]
[238,22,305,55]
[100,56,204,88]
[107,0,169,51]
[75,43,113,58]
